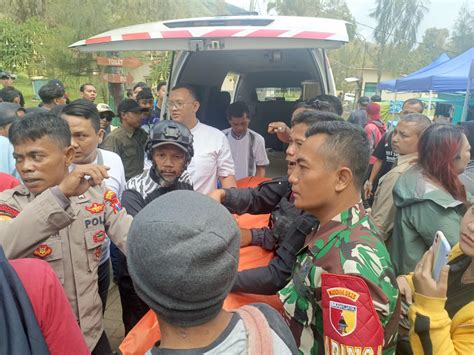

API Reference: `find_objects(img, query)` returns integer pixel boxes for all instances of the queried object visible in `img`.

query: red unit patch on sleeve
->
[322,273,384,355]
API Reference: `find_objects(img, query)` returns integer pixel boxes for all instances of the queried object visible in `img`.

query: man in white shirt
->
[61,99,126,314]
[223,101,269,180]
[168,84,236,193]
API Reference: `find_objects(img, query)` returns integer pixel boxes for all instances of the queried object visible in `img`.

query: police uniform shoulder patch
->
[0,204,20,221]
[33,244,52,258]
[86,202,105,214]
[104,190,122,214]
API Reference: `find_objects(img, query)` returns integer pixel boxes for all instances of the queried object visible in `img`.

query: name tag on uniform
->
[84,215,105,229]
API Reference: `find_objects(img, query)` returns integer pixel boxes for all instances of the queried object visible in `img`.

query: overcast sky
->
[227,0,465,42]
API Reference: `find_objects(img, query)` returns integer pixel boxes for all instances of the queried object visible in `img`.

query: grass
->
[11,73,112,108]
[13,75,37,108]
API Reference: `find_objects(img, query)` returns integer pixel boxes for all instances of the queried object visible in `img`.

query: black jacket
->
[223,177,318,294]
[123,168,193,217]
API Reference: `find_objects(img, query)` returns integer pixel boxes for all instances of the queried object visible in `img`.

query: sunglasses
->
[100,114,114,122]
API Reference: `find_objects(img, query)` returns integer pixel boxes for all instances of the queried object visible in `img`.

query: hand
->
[364,181,373,200]
[267,121,289,134]
[240,228,252,247]
[397,276,413,305]
[208,189,226,203]
[59,164,110,198]
[413,249,450,299]
[396,276,412,319]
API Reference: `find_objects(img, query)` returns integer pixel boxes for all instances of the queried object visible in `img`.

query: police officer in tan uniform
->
[0,111,132,354]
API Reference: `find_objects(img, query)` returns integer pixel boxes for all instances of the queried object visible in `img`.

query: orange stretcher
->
[120,177,284,355]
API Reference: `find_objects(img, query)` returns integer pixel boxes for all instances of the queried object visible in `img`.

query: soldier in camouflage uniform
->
[209,111,342,295]
[279,121,400,355]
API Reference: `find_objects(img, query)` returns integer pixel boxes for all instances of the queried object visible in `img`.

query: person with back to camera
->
[348,96,370,127]
[127,190,298,354]
[1,246,90,355]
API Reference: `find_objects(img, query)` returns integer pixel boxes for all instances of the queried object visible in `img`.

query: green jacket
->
[390,165,466,275]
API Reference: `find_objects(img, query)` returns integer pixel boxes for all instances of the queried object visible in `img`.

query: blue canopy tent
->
[377,53,450,91]
[395,47,474,92]
[377,48,474,121]
[395,47,474,121]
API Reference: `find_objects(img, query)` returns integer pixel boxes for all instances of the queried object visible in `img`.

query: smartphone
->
[432,231,451,281]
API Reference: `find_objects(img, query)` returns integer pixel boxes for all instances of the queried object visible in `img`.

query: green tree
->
[149,52,172,82]
[3,0,47,22]
[267,0,356,38]
[329,39,377,93]
[1,0,232,80]
[0,18,51,75]
[420,27,450,56]
[267,0,323,16]
[370,0,429,83]
[389,27,450,76]
[267,0,360,90]
[450,1,474,55]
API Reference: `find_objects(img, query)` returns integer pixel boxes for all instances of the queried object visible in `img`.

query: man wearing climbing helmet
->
[117,119,194,333]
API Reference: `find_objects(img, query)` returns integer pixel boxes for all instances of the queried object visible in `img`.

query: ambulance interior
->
[174,48,327,152]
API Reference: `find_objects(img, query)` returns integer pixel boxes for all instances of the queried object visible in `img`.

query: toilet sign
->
[96,56,143,68]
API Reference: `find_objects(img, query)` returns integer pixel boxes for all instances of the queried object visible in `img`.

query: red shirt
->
[0,172,19,192]
[10,258,90,355]
[365,120,386,165]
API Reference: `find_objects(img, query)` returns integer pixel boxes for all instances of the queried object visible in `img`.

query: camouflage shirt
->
[279,203,400,355]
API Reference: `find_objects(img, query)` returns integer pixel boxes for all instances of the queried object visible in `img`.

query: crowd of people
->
[0,72,473,355]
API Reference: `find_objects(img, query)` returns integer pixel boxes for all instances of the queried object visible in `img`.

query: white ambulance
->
[70,15,348,151]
